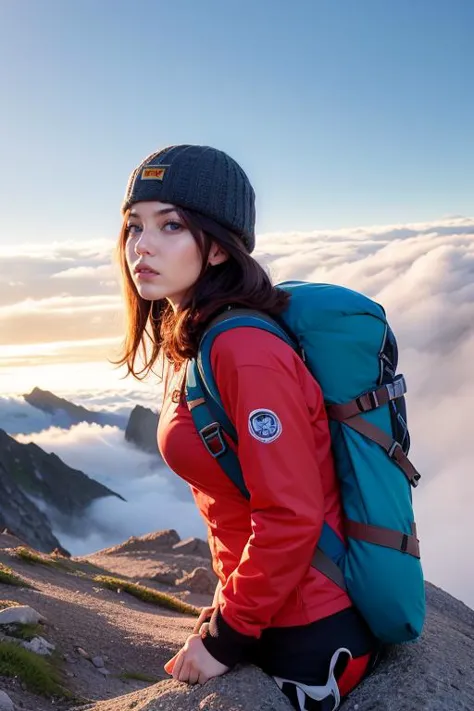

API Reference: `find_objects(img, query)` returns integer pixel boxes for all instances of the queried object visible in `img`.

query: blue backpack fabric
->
[185,280,426,644]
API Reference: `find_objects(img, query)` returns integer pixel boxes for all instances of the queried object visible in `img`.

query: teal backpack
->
[185,280,426,644]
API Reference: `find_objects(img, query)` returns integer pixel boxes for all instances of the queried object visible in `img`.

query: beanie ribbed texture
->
[122,144,256,253]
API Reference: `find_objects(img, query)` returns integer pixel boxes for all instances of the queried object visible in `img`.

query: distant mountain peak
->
[125,405,160,455]
[22,387,128,430]
[23,388,95,419]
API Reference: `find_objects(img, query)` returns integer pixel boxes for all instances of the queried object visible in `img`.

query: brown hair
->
[111,207,290,381]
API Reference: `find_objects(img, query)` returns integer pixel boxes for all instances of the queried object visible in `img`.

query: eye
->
[126,223,142,236]
[163,220,183,232]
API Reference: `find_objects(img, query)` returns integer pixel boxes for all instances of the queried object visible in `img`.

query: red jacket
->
[158,327,352,666]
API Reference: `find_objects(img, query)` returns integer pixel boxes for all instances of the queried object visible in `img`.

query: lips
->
[134,265,159,275]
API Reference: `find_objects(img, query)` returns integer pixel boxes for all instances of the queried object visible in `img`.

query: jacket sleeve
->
[200,328,327,667]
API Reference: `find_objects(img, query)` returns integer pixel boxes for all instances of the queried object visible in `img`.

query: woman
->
[115,144,379,710]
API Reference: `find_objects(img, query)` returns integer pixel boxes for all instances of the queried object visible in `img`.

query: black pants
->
[244,607,380,709]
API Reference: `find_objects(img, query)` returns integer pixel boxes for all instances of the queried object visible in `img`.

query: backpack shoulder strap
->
[191,308,296,434]
[185,309,347,592]
[185,308,294,498]
[196,308,297,404]
[186,358,249,499]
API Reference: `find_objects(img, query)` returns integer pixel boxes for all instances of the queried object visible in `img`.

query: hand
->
[164,633,230,685]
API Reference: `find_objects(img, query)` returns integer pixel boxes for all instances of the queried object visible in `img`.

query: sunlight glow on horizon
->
[0,360,160,398]
[0,336,121,359]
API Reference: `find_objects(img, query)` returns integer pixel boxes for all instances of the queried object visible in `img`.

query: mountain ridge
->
[0,428,124,553]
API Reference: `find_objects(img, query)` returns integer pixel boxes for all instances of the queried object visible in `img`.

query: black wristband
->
[201,607,258,667]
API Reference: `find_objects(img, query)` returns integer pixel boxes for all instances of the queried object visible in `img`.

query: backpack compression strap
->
[326,376,422,488]
[345,520,420,558]
[327,380,421,559]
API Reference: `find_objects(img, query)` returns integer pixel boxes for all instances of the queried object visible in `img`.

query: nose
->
[134,229,153,256]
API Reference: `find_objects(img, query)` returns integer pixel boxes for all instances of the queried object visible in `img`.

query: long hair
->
[111,206,290,381]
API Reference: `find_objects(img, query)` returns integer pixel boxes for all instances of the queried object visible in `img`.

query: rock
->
[125,405,160,455]
[0,605,45,626]
[175,567,216,595]
[0,530,28,549]
[344,582,474,710]
[150,563,182,585]
[171,537,211,560]
[97,666,111,676]
[22,635,55,656]
[76,646,90,659]
[66,582,474,711]
[63,652,77,664]
[51,546,71,558]
[86,665,293,710]
[0,690,14,711]
[92,656,105,668]
[96,530,181,557]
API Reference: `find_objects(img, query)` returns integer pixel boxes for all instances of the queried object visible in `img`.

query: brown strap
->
[310,547,347,591]
[326,375,407,421]
[187,397,205,411]
[346,519,420,558]
[343,415,421,487]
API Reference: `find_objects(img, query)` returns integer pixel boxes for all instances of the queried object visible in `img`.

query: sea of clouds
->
[0,216,472,607]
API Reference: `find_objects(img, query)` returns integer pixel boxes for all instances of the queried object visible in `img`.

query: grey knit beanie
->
[122,144,256,253]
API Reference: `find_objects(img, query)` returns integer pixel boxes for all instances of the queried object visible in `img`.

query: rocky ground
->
[0,529,473,711]
[0,529,214,710]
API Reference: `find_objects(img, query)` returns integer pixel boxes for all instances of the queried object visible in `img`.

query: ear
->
[208,243,229,267]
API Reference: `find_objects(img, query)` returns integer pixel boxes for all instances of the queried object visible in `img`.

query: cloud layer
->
[8,411,205,555]
[256,217,474,607]
[1,216,473,607]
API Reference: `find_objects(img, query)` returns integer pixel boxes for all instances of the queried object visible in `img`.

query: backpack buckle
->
[387,375,407,401]
[388,441,420,487]
[199,423,227,458]
[356,390,379,412]
[388,440,402,459]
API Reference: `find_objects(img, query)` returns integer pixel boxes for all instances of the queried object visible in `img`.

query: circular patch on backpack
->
[248,409,282,444]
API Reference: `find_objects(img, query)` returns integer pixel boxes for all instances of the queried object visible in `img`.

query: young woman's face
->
[124,201,203,309]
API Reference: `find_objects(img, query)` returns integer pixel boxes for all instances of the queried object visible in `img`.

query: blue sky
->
[0,0,473,244]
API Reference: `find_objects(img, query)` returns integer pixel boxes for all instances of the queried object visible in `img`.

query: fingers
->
[164,652,179,674]
[199,622,210,635]
[192,620,203,634]
[166,636,215,686]
[178,661,209,685]
[177,658,193,683]
[172,651,185,680]
[187,667,200,685]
